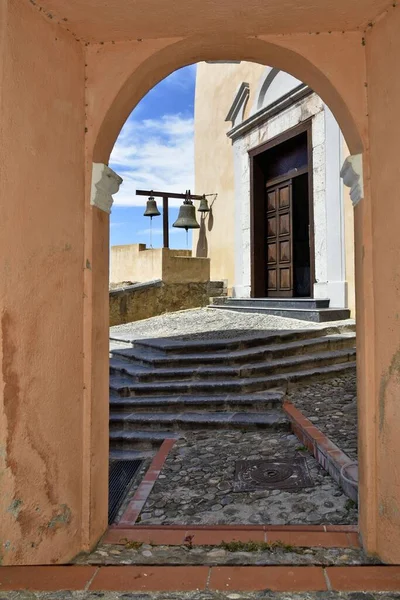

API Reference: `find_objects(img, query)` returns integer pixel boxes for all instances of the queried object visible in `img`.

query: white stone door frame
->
[228,91,348,307]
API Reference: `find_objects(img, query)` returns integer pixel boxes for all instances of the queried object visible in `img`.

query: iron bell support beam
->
[136,190,204,201]
[162,195,169,250]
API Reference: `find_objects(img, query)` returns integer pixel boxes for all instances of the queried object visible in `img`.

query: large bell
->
[173,199,200,230]
[198,195,210,213]
[143,195,161,218]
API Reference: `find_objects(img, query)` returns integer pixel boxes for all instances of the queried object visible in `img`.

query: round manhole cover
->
[239,463,294,486]
[233,458,313,492]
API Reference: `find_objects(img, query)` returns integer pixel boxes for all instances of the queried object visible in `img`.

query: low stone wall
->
[110,279,225,326]
[110,244,210,285]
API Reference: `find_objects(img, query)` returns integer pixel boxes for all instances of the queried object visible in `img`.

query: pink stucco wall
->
[361,5,400,563]
[0,0,87,564]
[2,0,400,565]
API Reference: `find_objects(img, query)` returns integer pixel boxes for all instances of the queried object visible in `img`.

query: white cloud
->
[110,113,194,208]
[162,64,197,91]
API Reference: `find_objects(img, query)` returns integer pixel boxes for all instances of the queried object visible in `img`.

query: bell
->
[143,195,161,218]
[173,199,200,230]
[198,195,210,213]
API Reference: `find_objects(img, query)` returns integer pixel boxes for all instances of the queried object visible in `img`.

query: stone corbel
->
[90,163,123,213]
[340,154,364,207]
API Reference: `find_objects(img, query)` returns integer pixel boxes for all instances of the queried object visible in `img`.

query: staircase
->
[210,297,351,322]
[109,325,356,460]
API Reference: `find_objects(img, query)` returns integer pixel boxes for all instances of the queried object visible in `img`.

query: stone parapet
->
[109,279,224,326]
[110,244,210,285]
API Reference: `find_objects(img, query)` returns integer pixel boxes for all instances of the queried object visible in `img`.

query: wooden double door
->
[250,121,313,299]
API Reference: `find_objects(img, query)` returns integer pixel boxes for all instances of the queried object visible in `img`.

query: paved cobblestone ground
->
[288,375,358,461]
[75,543,373,566]
[2,591,399,599]
[110,307,354,342]
[109,311,357,530]
[137,430,357,526]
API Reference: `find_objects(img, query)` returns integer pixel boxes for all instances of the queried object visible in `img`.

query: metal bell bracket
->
[136,188,217,248]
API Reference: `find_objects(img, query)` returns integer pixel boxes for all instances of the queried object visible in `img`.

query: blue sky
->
[109,64,197,249]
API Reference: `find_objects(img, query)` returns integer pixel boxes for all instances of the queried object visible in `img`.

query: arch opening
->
[105,57,360,535]
[92,36,364,165]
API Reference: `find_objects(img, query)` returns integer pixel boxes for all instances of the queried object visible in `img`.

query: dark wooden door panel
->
[267,191,277,212]
[268,270,277,291]
[280,268,291,290]
[279,185,290,208]
[266,180,293,297]
[279,240,291,263]
[279,213,290,236]
[267,216,277,236]
[267,243,277,264]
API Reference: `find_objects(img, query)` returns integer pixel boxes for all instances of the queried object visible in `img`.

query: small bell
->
[198,195,210,213]
[173,197,200,230]
[143,194,161,218]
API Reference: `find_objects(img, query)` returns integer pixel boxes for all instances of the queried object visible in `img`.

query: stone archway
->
[90,36,365,164]
[5,0,400,565]
[84,33,376,559]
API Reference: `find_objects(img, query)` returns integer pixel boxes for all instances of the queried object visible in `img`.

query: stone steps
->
[108,326,356,453]
[111,324,354,355]
[209,297,351,322]
[109,430,180,452]
[109,448,156,461]
[109,391,284,413]
[212,297,332,309]
[109,410,290,433]
[110,360,356,397]
[210,304,351,322]
[110,333,356,368]
[109,348,356,383]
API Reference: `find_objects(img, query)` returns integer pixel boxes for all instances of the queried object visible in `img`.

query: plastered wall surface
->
[0,0,87,564]
[193,62,265,290]
[111,244,163,283]
[110,245,209,284]
[362,6,400,563]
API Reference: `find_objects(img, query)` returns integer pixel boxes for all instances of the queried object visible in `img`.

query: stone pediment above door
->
[225,82,250,129]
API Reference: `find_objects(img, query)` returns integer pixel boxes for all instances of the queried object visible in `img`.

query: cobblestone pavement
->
[110,307,354,342]
[288,374,358,461]
[2,591,399,599]
[76,543,374,566]
[137,430,357,526]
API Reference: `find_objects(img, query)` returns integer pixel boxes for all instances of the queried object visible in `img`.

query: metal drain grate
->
[233,457,313,492]
[108,460,143,524]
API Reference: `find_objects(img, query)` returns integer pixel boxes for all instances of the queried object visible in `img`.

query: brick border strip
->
[118,438,177,526]
[283,400,358,502]
[2,566,400,592]
[104,525,359,548]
